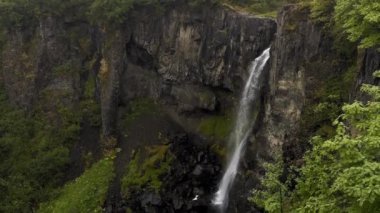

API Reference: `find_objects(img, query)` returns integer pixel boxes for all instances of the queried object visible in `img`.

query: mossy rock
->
[121,145,172,199]
[198,112,233,141]
[300,65,357,139]
[38,156,115,213]
[121,98,160,128]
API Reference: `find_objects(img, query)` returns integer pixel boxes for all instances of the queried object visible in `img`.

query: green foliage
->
[39,156,115,213]
[223,0,296,17]
[0,90,72,212]
[0,0,90,29]
[87,0,134,25]
[301,65,356,139]
[294,90,380,212]
[0,63,101,212]
[121,145,172,198]
[335,0,380,48]
[81,75,101,127]
[249,152,290,213]
[0,0,35,28]
[210,143,227,158]
[309,0,336,26]
[189,0,220,7]
[0,0,165,29]
[251,73,380,212]
[198,113,233,141]
[87,0,164,26]
[121,98,160,127]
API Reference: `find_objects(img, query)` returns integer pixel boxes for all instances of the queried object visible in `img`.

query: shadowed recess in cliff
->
[212,48,271,212]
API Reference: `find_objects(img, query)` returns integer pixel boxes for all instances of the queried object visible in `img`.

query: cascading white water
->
[212,48,271,211]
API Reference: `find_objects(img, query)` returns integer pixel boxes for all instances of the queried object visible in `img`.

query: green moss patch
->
[121,145,172,198]
[198,112,233,141]
[81,75,101,127]
[38,156,115,213]
[210,143,227,159]
[121,98,160,128]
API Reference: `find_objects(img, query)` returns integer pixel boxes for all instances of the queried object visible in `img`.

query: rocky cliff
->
[0,1,378,213]
[352,48,380,101]
[256,4,356,164]
[0,1,276,212]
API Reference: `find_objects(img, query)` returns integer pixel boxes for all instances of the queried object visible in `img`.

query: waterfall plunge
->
[212,48,271,211]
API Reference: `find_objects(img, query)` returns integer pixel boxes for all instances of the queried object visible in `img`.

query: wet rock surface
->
[352,48,380,101]
[123,133,222,213]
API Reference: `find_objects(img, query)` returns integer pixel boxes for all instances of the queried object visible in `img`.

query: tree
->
[87,0,163,26]
[335,0,380,48]
[249,152,290,213]
[250,71,380,212]
[292,71,380,212]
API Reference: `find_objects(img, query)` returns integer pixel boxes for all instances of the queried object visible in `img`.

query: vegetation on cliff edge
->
[39,156,115,213]
[251,1,380,212]
[252,71,380,212]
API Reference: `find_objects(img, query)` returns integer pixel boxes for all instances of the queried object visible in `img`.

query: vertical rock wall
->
[256,5,356,163]
[351,48,380,101]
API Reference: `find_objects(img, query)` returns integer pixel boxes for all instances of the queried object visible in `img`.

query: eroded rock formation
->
[0,1,378,213]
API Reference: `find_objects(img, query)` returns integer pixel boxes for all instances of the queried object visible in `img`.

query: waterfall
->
[212,48,271,211]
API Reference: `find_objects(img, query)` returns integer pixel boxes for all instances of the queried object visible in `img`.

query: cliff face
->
[125,4,275,89]
[0,2,277,212]
[109,4,277,212]
[226,5,358,211]
[0,16,97,127]
[0,3,276,137]
[0,1,378,212]
[256,5,356,163]
[114,3,276,137]
[352,48,380,101]
[119,4,277,129]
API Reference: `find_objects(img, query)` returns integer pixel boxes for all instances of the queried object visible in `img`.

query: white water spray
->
[212,48,271,211]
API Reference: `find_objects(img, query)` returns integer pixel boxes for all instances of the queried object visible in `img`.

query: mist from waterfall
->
[212,48,271,212]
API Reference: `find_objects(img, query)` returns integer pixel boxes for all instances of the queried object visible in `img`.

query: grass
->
[38,156,115,213]
[121,145,172,198]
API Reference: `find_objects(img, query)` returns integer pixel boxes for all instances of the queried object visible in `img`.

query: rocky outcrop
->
[224,5,360,211]
[256,5,355,161]
[121,3,276,109]
[0,1,277,136]
[0,16,95,112]
[351,48,380,101]
[126,3,276,88]
[101,30,128,137]
[113,3,277,212]
[125,133,221,213]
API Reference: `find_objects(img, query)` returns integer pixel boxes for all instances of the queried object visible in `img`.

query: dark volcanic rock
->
[121,2,276,114]
[351,48,380,101]
[124,133,222,213]
[256,4,355,160]
[0,16,87,110]
[125,3,276,90]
